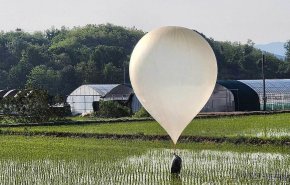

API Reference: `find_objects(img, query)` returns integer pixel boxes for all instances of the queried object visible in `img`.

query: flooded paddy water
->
[1,148,290,184]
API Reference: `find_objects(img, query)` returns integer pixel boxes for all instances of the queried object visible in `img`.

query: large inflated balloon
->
[129,26,217,144]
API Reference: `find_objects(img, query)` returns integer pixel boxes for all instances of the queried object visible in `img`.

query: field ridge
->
[1,129,290,146]
[2,110,290,127]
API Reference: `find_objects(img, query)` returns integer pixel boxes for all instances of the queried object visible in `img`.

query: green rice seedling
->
[1,149,290,184]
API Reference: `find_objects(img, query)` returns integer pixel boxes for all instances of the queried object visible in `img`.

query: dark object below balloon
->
[171,154,182,174]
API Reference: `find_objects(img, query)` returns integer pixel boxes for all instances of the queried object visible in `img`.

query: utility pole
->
[262,54,267,111]
[123,63,126,84]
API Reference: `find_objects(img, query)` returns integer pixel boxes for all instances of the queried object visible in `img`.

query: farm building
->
[66,84,118,115]
[0,90,8,100]
[203,79,290,112]
[67,79,290,115]
[102,84,142,113]
[201,83,235,112]
[0,89,20,114]
[215,80,260,111]
[66,84,142,115]
[239,79,290,110]
[0,89,19,100]
[103,84,133,101]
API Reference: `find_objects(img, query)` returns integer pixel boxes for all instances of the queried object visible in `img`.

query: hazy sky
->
[0,0,289,44]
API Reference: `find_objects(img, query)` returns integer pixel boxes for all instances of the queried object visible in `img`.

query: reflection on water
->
[241,128,290,138]
[254,129,290,137]
[170,174,182,185]
[1,149,290,184]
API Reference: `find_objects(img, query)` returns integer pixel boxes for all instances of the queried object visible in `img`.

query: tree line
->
[0,24,290,97]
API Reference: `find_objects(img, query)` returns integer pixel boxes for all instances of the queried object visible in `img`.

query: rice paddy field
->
[2,113,290,184]
[1,135,290,184]
[2,113,290,139]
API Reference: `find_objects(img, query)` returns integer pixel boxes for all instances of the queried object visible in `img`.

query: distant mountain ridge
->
[254,42,286,60]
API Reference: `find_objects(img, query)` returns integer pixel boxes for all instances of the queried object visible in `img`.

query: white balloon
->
[129,26,217,144]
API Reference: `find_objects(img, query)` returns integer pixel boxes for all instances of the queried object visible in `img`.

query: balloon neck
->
[173,143,177,154]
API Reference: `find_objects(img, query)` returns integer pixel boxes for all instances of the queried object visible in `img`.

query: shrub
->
[96,100,131,118]
[0,89,50,122]
[133,107,151,118]
[50,104,72,118]
[0,89,69,122]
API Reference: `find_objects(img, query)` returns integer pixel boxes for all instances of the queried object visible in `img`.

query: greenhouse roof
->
[0,90,8,98]
[103,84,134,100]
[239,79,290,95]
[86,84,119,96]
[3,89,19,98]
[217,80,260,111]
[0,89,20,98]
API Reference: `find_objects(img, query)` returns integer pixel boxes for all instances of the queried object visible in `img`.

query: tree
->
[0,43,18,70]
[75,61,99,84]
[21,44,49,66]
[0,89,51,122]
[8,60,33,89]
[0,23,288,96]
[45,27,61,41]
[103,62,122,83]
[60,65,77,95]
[133,107,151,118]
[50,53,72,70]
[0,70,8,89]
[26,65,61,95]
[285,40,290,62]
[240,40,260,79]
[96,100,130,118]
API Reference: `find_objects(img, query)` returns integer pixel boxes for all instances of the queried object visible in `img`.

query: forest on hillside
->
[0,24,290,96]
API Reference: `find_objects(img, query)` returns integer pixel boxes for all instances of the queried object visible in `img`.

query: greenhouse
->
[205,79,290,112]
[103,84,133,101]
[67,84,118,115]
[103,84,142,113]
[239,79,290,111]
[67,84,142,115]
[201,83,235,112]
[216,80,260,111]
[66,79,290,115]
[0,90,8,100]
[0,89,19,99]
[130,94,142,113]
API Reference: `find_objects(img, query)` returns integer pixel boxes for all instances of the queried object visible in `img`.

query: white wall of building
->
[67,84,118,115]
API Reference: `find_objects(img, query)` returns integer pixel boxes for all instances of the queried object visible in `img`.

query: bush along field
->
[0,89,70,124]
